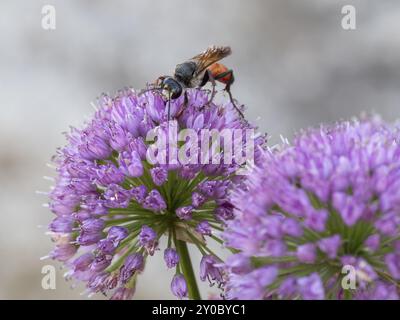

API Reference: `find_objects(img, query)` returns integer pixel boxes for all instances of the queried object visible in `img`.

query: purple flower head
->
[200,255,223,284]
[104,273,119,291]
[103,184,131,208]
[225,254,252,275]
[120,253,144,284]
[171,274,188,299]
[49,216,75,233]
[110,287,135,300]
[107,226,128,245]
[192,192,206,208]
[198,180,228,198]
[76,231,103,246]
[150,166,168,186]
[355,282,399,300]
[317,235,341,259]
[87,272,110,294]
[225,266,278,300]
[46,86,261,299]
[298,273,324,300]
[106,122,129,151]
[214,201,234,221]
[119,150,143,177]
[97,239,116,255]
[296,243,316,263]
[176,206,193,220]
[80,218,105,233]
[164,248,179,269]
[223,116,400,300]
[95,163,125,186]
[385,253,400,280]
[364,234,380,252]
[281,218,303,237]
[179,166,196,179]
[304,209,328,232]
[142,190,167,212]
[90,254,112,272]
[195,220,212,236]
[78,134,112,160]
[129,137,147,159]
[375,213,400,236]
[130,185,147,203]
[72,252,94,272]
[139,225,158,255]
[278,277,297,298]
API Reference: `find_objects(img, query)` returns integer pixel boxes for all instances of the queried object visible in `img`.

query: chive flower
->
[223,116,400,300]
[45,87,262,299]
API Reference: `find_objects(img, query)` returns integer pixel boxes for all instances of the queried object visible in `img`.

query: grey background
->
[0,0,399,299]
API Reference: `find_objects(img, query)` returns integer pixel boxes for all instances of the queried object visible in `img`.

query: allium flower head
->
[171,274,188,299]
[45,87,262,299]
[223,116,400,300]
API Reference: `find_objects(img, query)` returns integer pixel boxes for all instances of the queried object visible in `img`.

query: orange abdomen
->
[207,63,233,84]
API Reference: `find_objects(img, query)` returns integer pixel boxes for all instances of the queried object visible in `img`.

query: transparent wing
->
[191,46,232,77]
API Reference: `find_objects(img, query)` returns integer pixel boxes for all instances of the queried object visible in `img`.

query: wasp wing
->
[191,46,232,77]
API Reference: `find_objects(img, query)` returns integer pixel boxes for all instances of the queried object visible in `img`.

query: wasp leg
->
[225,82,244,118]
[139,76,168,96]
[198,70,217,110]
[167,91,172,121]
[213,69,244,118]
[175,90,188,119]
[207,71,217,106]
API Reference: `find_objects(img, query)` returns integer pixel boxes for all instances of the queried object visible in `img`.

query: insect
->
[143,46,243,119]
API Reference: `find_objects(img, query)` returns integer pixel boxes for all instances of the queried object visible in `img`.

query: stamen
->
[36,190,49,196]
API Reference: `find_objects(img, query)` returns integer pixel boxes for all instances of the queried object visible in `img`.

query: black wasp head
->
[160,77,183,100]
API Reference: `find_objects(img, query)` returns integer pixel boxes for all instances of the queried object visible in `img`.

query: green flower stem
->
[175,240,201,300]
[210,235,223,244]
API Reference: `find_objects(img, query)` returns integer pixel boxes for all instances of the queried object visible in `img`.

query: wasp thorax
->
[174,61,197,86]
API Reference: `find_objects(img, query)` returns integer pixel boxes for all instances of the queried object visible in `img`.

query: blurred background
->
[0,0,399,299]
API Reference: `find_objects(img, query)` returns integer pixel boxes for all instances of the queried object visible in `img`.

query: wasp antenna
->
[139,87,162,96]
